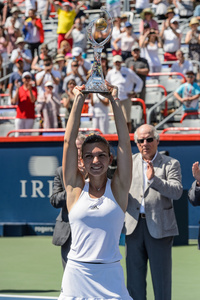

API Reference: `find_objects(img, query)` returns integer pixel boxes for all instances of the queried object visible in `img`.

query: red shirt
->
[16,86,37,119]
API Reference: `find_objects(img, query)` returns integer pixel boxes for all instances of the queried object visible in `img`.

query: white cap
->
[45,81,54,87]
[72,47,82,57]
[16,37,26,44]
[63,2,71,6]
[170,16,179,24]
[113,55,123,63]
[22,71,32,78]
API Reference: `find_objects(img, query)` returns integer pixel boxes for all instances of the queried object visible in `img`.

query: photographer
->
[36,55,61,97]
[11,71,37,137]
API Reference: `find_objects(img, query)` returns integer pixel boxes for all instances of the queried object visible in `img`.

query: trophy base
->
[82,90,111,94]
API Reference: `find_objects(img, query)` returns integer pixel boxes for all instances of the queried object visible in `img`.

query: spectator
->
[173,0,194,18]
[160,15,182,62]
[170,49,193,82]
[36,55,61,97]
[31,43,49,73]
[91,93,109,134]
[113,22,139,61]
[139,8,159,35]
[50,133,86,270]
[50,0,84,49]
[162,6,175,29]
[23,9,44,58]
[185,17,200,62]
[140,28,162,73]
[111,17,122,56]
[0,26,9,63]
[188,161,200,207]
[36,81,61,129]
[4,6,22,31]
[67,47,91,80]
[37,0,51,20]
[101,52,111,77]
[5,15,21,55]
[153,0,169,20]
[57,40,72,60]
[25,0,38,18]
[10,37,32,72]
[174,70,200,119]
[11,71,37,137]
[9,58,24,103]
[106,55,143,132]
[135,0,150,14]
[54,53,67,95]
[64,18,87,55]
[63,59,85,91]
[2,0,15,25]
[61,78,76,126]
[125,44,149,101]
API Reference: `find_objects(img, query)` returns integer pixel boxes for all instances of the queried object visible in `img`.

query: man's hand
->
[146,160,154,181]
[192,161,200,183]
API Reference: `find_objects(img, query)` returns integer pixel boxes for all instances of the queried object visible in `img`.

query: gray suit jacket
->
[50,166,71,246]
[124,152,183,239]
[188,181,200,206]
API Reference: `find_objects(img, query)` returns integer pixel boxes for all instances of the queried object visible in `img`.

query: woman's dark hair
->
[67,79,76,88]
[82,134,111,157]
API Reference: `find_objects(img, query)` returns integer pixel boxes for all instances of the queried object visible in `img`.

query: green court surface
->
[0,237,200,300]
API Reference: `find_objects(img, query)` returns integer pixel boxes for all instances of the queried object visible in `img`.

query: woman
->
[140,28,162,73]
[36,81,61,129]
[31,43,49,73]
[113,22,138,61]
[6,16,21,54]
[58,81,132,300]
[11,71,37,137]
[185,17,200,62]
[0,26,9,63]
[61,78,76,126]
[139,8,159,35]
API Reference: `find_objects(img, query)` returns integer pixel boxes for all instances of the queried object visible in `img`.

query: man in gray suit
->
[50,133,86,269]
[188,161,200,206]
[124,124,183,300]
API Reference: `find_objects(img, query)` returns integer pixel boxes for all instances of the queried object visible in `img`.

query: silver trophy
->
[82,9,113,94]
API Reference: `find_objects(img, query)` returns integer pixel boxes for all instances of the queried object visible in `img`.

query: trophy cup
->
[82,9,113,94]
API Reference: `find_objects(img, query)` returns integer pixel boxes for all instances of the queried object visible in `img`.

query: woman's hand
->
[72,85,86,97]
[99,80,119,101]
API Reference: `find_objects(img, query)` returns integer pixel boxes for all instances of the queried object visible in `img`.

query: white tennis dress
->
[58,179,132,300]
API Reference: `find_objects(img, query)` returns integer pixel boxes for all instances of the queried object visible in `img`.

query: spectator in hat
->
[185,17,200,62]
[125,44,149,101]
[50,0,85,49]
[174,70,200,119]
[36,55,61,97]
[4,6,22,31]
[10,37,32,72]
[170,49,193,82]
[23,8,44,58]
[54,53,67,95]
[160,15,182,62]
[161,6,175,30]
[36,81,61,129]
[67,46,91,80]
[64,18,87,55]
[106,55,143,132]
[11,71,37,137]
[139,8,159,35]
[31,43,49,73]
[113,22,139,61]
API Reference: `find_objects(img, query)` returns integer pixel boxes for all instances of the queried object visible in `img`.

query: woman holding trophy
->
[58,80,132,300]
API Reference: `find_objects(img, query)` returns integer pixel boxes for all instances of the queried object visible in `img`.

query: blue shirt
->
[176,82,200,111]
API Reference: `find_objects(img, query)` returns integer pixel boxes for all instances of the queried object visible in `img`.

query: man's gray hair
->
[134,125,160,143]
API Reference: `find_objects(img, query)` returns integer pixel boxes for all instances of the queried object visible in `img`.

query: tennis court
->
[0,236,200,300]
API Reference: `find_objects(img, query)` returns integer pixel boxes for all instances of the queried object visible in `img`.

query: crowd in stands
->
[0,0,200,136]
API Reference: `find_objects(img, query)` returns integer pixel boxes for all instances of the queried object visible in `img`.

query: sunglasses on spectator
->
[24,77,31,80]
[137,137,155,144]
[72,64,78,67]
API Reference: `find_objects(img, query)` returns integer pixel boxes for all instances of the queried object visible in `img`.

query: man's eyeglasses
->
[72,64,78,67]
[137,137,154,144]
[187,75,194,78]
